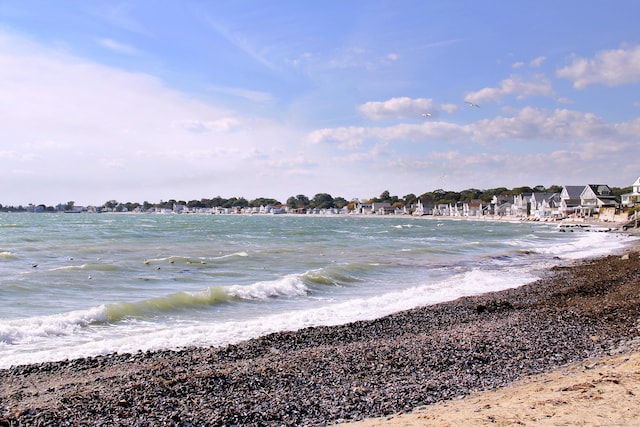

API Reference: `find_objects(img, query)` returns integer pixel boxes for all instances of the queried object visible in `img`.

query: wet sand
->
[2,240,640,426]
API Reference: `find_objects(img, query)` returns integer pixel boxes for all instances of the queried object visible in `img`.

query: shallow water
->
[0,213,634,368]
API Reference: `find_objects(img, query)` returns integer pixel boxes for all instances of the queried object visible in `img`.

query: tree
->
[379,190,391,202]
[287,194,310,209]
[311,193,334,209]
[512,186,534,196]
[546,185,563,194]
[612,186,632,201]
[103,200,118,210]
[286,196,298,209]
[296,194,310,207]
[333,197,348,209]
[460,188,482,202]
[249,197,280,207]
[403,193,417,206]
[232,197,249,208]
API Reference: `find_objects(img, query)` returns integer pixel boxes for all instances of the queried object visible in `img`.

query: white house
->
[579,184,617,217]
[491,195,511,216]
[465,200,486,217]
[621,176,640,207]
[530,192,561,219]
[559,186,584,217]
[371,202,394,215]
[512,193,532,217]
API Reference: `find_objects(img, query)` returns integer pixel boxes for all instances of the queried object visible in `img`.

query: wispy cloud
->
[95,3,148,35]
[97,38,140,55]
[327,46,368,69]
[204,17,277,71]
[410,38,463,51]
[207,85,275,103]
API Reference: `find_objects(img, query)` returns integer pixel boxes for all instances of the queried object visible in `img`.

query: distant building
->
[579,184,617,217]
[530,192,561,219]
[559,186,584,217]
[621,176,640,207]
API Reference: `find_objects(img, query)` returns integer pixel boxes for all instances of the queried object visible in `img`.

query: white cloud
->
[307,126,370,149]
[465,75,554,104]
[308,120,469,149]
[469,107,623,143]
[309,106,638,149]
[0,31,309,205]
[306,104,639,195]
[557,44,640,88]
[440,103,458,114]
[530,56,546,68]
[556,97,573,105]
[358,97,436,120]
[172,118,241,133]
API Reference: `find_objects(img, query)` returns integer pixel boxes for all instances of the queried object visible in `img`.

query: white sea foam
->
[0,305,108,346]
[226,274,309,299]
[534,230,636,259]
[0,251,17,258]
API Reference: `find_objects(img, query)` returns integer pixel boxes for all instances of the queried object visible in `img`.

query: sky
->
[1,1,640,206]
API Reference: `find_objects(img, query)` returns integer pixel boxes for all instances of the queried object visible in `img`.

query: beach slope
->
[2,249,640,426]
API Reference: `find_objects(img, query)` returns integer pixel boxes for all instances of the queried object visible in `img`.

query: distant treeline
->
[1,185,633,212]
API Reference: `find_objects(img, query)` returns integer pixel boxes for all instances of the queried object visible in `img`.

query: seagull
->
[421,113,432,118]
[465,101,480,108]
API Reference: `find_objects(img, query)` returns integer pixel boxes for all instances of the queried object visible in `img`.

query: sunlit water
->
[0,212,635,368]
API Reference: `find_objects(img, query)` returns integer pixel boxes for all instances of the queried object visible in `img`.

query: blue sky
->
[1,1,639,206]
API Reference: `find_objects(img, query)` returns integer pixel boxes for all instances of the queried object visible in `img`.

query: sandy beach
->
[2,231,639,426]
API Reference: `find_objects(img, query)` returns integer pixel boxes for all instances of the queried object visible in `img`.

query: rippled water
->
[0,212,633,368]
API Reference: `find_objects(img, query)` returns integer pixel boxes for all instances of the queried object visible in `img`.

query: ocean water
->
[0,213,635,368]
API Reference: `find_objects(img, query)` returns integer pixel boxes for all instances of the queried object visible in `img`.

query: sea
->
[0,212,636,369]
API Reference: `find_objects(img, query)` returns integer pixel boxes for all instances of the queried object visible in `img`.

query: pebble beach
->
[2,237,640,426]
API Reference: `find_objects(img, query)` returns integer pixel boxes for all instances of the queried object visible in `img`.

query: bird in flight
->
[465,101,480,108]
[421,113,432,117]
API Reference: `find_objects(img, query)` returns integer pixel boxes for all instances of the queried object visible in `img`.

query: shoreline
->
[2,239,640,425]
